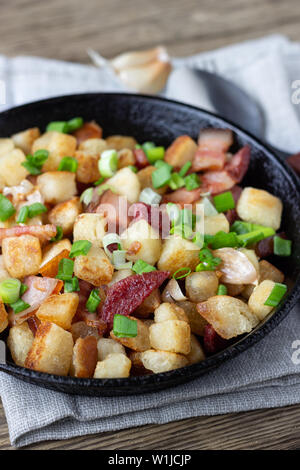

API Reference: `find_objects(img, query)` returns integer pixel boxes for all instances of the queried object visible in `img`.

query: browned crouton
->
[2,235,42,278]
[70,336,98,378]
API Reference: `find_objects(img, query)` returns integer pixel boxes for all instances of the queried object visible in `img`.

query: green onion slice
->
[80,187,94,205]
[172,267,192,280]
[213,191,235,213]
[166,203,181,225]
[93,176,105,186]
[103,233,122,258]
[179,161,192,177]
[169,173,185,190]
[58,156,78,172]
[128,165,138,173]
[145,146,165,164]
[264,283,287,307]
[64,277,80,293]
[196,247,221,271]
[10,299,30,314]
[67,117,83,132]
[51,226,63,242]
[22,149,49,175]
[273,236,292,257]
[111,250,133,270]
[113,314,138,338]
[0,195,16,222]
[69,240,92,258]
[152,163,172,189]
[46,121,69,133]
[202,197,218,217]
[210,231,239,249]
[86,289,101,313]
[0,279,21,304]
[237,228,275,247]
[139,187,162,205]
[184,173,201,191]
[17,206,29,224]
[132,259,156,274]
[98,150,118,178]
[56,258,74,281]
[27,202,47,218]
[217,284,227,295]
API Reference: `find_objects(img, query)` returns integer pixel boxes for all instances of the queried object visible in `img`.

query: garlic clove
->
[110,46,169,72]
[118,60,172,94]
[213,247,258,285]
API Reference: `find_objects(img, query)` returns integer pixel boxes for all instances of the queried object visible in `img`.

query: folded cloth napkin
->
[0,34,300,447]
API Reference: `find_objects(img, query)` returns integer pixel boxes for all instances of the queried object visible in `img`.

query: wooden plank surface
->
[0,0,300,450]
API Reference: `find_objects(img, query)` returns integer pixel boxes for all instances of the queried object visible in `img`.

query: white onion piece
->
[213,248,258,285]
[162,278,187,302]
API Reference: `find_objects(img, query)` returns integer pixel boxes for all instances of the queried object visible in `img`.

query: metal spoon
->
[166,67,290,160]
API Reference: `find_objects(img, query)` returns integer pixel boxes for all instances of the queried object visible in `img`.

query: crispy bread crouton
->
[2,235,42,278]
[140,349,188,373]
[36,293,79,330]
[248,280,276,320]
[32,131,77,171]
[157,236,199,275]
[97,337,126,361]
[150,320,191,355]
[165,135,198,167]
[110,316,151,352]
[70,336,98,378]
[185,271,219,302]
[7,322,34,366]
[74,244,114,286]
[48,197,82,235]
[237,187,282,230]
[12,127,40,154]
[93,353,131,378]
[37,171,77,204]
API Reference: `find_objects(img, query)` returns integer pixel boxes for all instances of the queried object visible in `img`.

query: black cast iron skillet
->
[0,93,299,396]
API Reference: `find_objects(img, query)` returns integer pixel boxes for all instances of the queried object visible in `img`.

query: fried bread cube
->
[32,131,77,171]
[165,135,198,167]
[74,150,101,183]
[0,148,29,186]
[117,148,135,169]
[36,293,79,330]
[74,243,114,286]
[97,337,126,361]
[204,213,229,235]
[73,213,107,245]
[185,271,219,302]
[25,321,73,376]
[140,349,188,373]
[106,135,137,151]
[78,138,107,154]
[121,219,162,265]
[149,320,191,355]
[48,197,82,235]
[237,187,282,230]
[157,236,199,275]
[110,316,151,352]
[93,353,131,378]
[0,302,8,333]
[177,300,208,336]
[107,167,141,203]
[154,302,188,323]
[37,171,77,204]
[2,235,42,278]
[7,322,34,366]
[12,127,41,154]
[0,255,10,282]
[248,280,276,320]
[70,336,98,378]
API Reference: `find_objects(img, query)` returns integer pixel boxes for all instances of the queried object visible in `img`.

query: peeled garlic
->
[88,46,172,94]
[213,247,258,285]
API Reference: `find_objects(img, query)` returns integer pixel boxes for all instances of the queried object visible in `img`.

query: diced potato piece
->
[36,293,79,330]
[74,243,114,286]
[165,135,198,167]
[7,322,34,366]
[32,131,77,171]
[0,255,10,282]
[107,167,141,204]
[0,149,29,186]
[0,138,14,156]
[121,219,162,265]
[70,336,98,378]
[185,271,219,302]
[48,197,82,235]
[259,260,284,283]
[73,213,107,245]
[157,236,199,275]
[108,268,133,286]
[204,214,229,235]
[248,280,276,320]
[177,300,208,336]
[25,321,73,376]
[237,187,283,230]
[111,316,151,352]
[117,149,135,169]
[37,171,77,204]
[137,165,168,195]
[74,150,100,183]
[140,349,188,373]
[97,337,126,361]
[93,353,131,378]
[78,138,107,154]
[40,239,71,268]
[0,302,8,333]
[197,295,259,339]
[71,321,100,342]
[149,320,191,355]
[135,288,161,318]
[154,302,188,323]
[2,235,42,278]
[12,127,40,154]
[186,334,205,364]
[106,135,137,151]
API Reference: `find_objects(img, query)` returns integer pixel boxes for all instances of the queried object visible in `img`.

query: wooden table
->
[0,0,300,450]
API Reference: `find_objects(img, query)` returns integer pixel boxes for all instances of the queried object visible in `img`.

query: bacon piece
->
[0,224,57,245]
[97,189,131,233]
[133,148,149,169]
[193,128,233,172]
[162,187,203,206]
[201,171,236,195]
[225,145,250,183]
[203,324,228,355]
[100,271,169,330]
[9,276,60,325]
[72,121,102,145]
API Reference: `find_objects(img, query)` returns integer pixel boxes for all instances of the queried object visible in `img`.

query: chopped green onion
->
[132,259,156,274]
[145,146,165,164]
[172,267,192,280]
[97,183,117,196]
[66,117,83,132]
[196,247,221,271]
[139,187,162,205]
[231,221,275,237]
[113,314,138,338]
[152,163,172,189]
[46,121,69,133]
[237,228,275,247]
[0,195,16,222]
[210,231,239,249]
[142,142,155,154]
[202,197,218,217]
[64,277,80,293]
[166,203,181,225]
[112,250,133,270]
[80,187,94,205]
[27,202,47,218]
[128,165,138,173]
[213,191,235,213]
[93,176,105,186]
[86,289,101,313]
[58,156,78,172]
[10,299,30,314]
[217,284,227,295]
[192,232,204,248]
[274,236,292,257]
[98,150,118,178]
[264,283,287,307]
[20,284,28,296]
[169,172,185,190]
[51,226,63,242]
[154,160,172,170]
[17,206,29,224]
[204,234,214,245]
[184,173,201,191]
[170,223,194,239]
[69,240,92,258]
[56,258,74,281]
[0,279,21,304]
[179,161,192,177]
[103,233,122,258]
[22,149,49,175]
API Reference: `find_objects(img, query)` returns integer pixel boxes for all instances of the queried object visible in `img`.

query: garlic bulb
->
[88,46,172,94]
